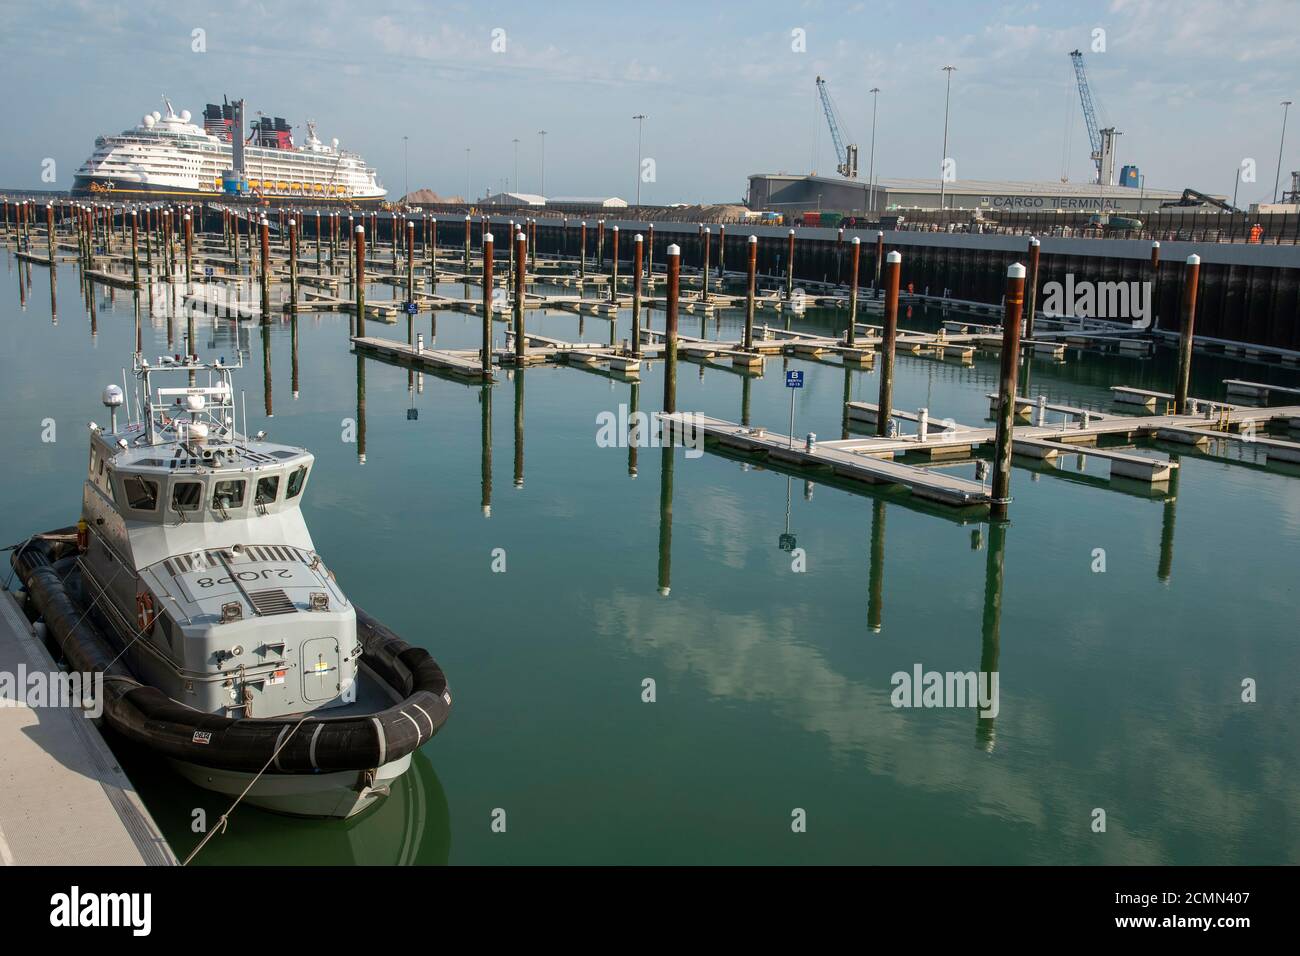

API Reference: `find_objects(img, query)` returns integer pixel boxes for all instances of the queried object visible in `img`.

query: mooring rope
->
[182,713,315,866]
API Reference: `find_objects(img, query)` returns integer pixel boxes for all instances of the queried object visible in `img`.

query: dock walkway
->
[0,589,174,866]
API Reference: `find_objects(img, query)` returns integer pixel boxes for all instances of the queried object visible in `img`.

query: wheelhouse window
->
[256,475,280,505]
[212,479,246,511]
[171,481,203,512]
[286,465,308,499]
[122,475,159,512]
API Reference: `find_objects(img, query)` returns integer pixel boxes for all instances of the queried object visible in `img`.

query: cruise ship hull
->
[71,174,386,207]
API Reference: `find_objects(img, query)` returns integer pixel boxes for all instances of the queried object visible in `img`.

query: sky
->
[1,0,1297,205]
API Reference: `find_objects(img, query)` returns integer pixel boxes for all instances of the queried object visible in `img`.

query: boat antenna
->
[121,368,131,425]
[241,389,248,444]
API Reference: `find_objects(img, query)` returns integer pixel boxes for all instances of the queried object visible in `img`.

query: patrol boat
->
[10,352,450,819]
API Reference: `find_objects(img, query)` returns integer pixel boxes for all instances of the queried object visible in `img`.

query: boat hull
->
[70,174,386,207]
[172,753,413,819]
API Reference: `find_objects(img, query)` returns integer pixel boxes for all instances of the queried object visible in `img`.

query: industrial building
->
[761,51,1228,219]
[746,173,1214,216]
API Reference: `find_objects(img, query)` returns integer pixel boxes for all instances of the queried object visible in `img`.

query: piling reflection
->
[480,383,493,517]
[657,444,674,596]
[291,313,300,399]
[261,322,273,417]
[48,265,57,322]
[868,499,885,633]
[1158,452,1181,582]
[627,380,639,478]
[355,352,367,464]
[976,520,1006,753]
[514,369,525,488]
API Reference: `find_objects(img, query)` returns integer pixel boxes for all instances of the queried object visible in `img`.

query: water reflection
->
[1158,452,1181,582]
[976,520,1005,752]
[480,382,493,517]
[514,369,526,488]
[355,352,367,464]
[868,499,885,633]
[657,445,673,596]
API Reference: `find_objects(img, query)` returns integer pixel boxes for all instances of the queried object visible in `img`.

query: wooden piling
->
[702,227,711,302]
[515,229,527,362]
[1150,241,1161,330]
[580,221,587,282]
[259,217,271,319]
[406,221,415,306]
[786,228,795,299]
[128,209,139,283]
[632,233,644,356]
[846,236,861,346]
[647,224,655,277]
[289,218,299,312]
[464,214,472,275]
[430,217,439,287]
[664,244,681,414]
[874,230,884,298]
[744,235,757,352]
[481,232,494,375]
[46,204,56,267]
[1174,254,1201,414]
[355,225,366,337]
[991,262,1027,521]
[876,251,902,436]
[611,226,620,301]
[183,213,193,284]
[1023,237,1040,338]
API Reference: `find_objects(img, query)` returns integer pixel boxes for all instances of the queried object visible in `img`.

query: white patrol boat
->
[10,352,450,819]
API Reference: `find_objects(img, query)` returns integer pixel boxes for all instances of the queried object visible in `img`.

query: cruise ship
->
[72,97,386,206]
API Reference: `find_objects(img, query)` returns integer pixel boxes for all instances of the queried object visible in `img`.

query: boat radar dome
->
[179,109,191,122]
[102,384,124,431]
[142,114,156,128]
[152,111,162,122]
[332,138,339,149]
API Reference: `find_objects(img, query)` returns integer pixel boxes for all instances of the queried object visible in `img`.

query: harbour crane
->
[815,76,858,179]
[1069,50,1120,185]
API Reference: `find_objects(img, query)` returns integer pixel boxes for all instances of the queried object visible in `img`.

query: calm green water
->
[3,253,1299,865]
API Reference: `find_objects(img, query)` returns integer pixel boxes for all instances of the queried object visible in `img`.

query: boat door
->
[301,636,341,703]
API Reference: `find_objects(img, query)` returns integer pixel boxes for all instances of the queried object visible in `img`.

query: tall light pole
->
[938,65,956,217]
[633,114,647,211]
[403,135,409,201]
[867,88,880,214]
[538,130,547,197]
[1274,100,1293,203]
[512,137,520,194]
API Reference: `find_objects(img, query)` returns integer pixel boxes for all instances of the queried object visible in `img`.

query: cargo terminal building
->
[747,173,1206,216]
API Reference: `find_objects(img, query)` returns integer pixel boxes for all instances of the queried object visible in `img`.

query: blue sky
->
[1,0,1296,203]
